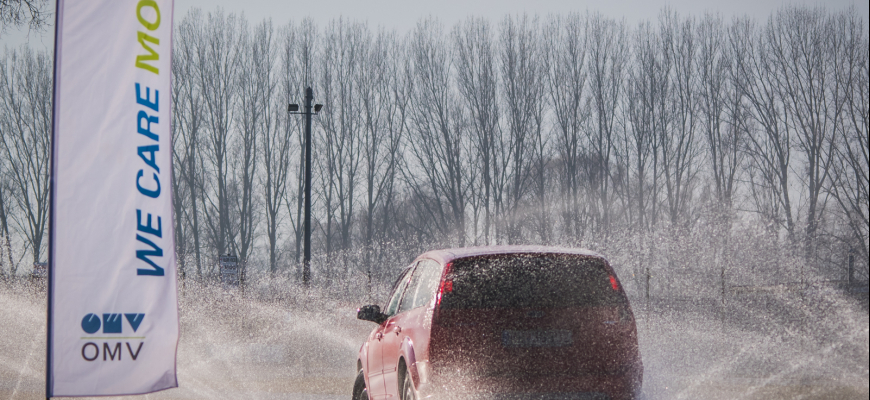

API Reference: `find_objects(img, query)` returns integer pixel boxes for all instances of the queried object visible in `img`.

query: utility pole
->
[303,87,313,286]
[289,87,322,287]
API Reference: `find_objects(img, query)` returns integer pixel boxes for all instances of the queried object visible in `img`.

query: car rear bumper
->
[421,393,611,400]
[418,370,641,400]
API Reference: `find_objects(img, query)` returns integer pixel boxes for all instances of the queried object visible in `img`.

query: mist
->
[1,4,868,399]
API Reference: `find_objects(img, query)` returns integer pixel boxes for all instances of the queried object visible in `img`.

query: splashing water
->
[636,288,868,400]
[0,281,371,400]
[0,277,866,400]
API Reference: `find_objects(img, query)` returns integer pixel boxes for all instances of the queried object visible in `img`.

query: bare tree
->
[697,13,750,302]
[171,27,190,280]
[544,13,590,241]
[0,169,15,277]
[195,9,244,263]
[499,14,544,243]
[828,11,869,264]
[258,22,295,276]
[0,47,51,267]
[318,19,364,254]
[528,16,554,243]
[406,18,469,243]
[454,17,504,244]
[697,13,744,211]
[0,0,48,32]
[282,18,317,267]
[768,7,840,262]
[622,20,671,299]
[233,19,273,265]
[3,5,865,290]
[587,13,628,235]
[625,21,664,230]
[660,10,701,226]
[739,16,797,240]
[173,9,208,278]
[357,29,410,243]
[356,29,411,289]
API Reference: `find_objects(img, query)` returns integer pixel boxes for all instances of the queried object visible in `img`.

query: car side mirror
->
[357,304,388,324]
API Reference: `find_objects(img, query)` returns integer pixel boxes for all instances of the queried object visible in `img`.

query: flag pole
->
[46,0,64,398]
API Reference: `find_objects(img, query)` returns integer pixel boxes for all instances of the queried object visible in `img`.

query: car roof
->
[414,245,607,266]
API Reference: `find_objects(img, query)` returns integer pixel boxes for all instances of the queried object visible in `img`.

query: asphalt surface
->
[1,282,867,400]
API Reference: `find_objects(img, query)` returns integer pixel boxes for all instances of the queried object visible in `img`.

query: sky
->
[1,0,867,51]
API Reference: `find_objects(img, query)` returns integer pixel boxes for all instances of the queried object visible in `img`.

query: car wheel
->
[401,369,416,400]
[352,369,368,400]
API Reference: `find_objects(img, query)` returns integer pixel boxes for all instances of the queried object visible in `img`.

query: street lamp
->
[288,87,323,287]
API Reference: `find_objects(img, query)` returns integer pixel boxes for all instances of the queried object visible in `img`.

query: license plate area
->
[489,394,609,400]
[501,329,573,348]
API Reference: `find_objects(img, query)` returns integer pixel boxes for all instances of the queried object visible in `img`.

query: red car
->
[353,246,643,400]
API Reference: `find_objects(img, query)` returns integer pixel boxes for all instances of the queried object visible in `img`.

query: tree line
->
[1,6,867,288]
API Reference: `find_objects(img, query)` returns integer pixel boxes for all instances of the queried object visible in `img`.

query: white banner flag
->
[48,0,178,396]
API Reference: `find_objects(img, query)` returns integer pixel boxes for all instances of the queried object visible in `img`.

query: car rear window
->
[440,253,625,309]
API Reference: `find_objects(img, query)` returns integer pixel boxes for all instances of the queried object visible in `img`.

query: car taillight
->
[433,262,454,332]
[609,275,620,291]
[435,262,454,306]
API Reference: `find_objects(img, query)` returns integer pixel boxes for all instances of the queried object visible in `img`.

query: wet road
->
[2,283,867,400]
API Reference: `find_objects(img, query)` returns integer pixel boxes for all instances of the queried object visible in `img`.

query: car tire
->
[352,369,368,400]
[401,368,416,400]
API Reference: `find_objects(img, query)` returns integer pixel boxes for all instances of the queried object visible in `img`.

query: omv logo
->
[78,313,147,362]
[81,313,145,334]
